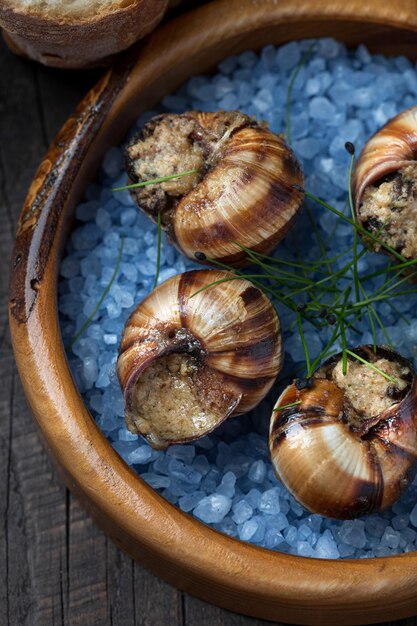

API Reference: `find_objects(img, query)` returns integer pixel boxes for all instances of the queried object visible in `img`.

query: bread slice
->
[0,0,170,68]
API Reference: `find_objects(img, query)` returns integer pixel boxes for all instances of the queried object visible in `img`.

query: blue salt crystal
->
[266,513,289,532]
[356,44,372,64]
[251,516,266,543]
[141,474,171,489]
[380,527,401,549]
[90,393,103,413]
[215,516,237,538]
[216,471,237,498]
[294,137,321,160]
[127,445,154,465]
[374,546,392,558]
[315,530,340,559]
[253,88,274,113]
[297,541,316,557]
[395,55,412,71]
[309,96,336,120]
[95,366,110,388]
[239,518,259,541]
[214,76,234,98]
[76,200,99,222]
[201,468,221,492]
[118,428,138,442]
[152,456,171,476]
[238,50,258,69]
[60,256,80,279]
[167,445,196,465]
[82,357,98,389]
[168,478,189,497]
[305,77,321,96]
[218,55,238,75]
[232,499,253,524]
[168,458,202,486]
[265,529,285,549]
[120,208,137,227]
[259,488,281,515]
[276,41,301,72]
[248,460,267,484]
[318,38,342,59]
[219,93,239,110]
[102,147,124,178]
[339,520,366,548]
[194,435,213,450]
[409,503,417,527]
[284,526,298,547]
[224,455,252,478]
[245,488,262,509]
[351,86,374,108]
[178,492,206,513]
[194,494,232,524]
[401,527,417,544]
[96,207,112,231]
[59,294,83,317]
[305,515,322,533]
[68,277,84,294]
[192,455,210,476]
[112,440,139,463]
[289,498,304,517]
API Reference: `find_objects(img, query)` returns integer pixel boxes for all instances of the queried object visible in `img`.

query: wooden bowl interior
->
[10,2,417,625]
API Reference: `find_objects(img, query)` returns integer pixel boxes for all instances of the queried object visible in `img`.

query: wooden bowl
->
[8,1,417,623]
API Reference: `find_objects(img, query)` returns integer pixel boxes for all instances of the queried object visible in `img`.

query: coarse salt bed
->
[59,37,417,559]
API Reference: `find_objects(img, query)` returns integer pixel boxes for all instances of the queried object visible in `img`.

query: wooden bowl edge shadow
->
[8,1,417,624]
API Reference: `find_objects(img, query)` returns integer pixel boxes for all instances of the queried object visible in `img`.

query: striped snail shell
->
[118,269,282,449]
[352,105,417,263]
[269,345,417,519]
[125,110,304,267]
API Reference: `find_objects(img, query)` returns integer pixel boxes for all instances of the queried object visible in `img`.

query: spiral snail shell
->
[269,345,417,519]
[118,269,282,449]
[125,110,304,267]
[352,105,417,262]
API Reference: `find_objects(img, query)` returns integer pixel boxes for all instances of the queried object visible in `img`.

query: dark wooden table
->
[1,23,417,626]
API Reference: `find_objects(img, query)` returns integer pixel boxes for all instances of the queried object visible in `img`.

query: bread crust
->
[0,0,169,68]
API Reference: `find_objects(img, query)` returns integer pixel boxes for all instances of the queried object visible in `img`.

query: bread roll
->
[0,0,171,68]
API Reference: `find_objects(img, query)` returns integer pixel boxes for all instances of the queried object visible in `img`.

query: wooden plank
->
[132,563,183,626]
[106,543,136,626]
[66,498,108,626]
[184,594,288,626]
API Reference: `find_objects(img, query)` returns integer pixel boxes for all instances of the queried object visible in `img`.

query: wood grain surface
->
[1,4,417,625]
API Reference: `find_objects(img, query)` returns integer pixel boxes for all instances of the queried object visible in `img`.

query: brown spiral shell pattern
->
[352,105,417,210]
[269,346,417,519]
[126,110,304,267]
[118,269,282,448]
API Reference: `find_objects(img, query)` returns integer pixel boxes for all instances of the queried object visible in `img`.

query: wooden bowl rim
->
[8,1,417,623]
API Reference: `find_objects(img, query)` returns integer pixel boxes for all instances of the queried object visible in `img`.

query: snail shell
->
[118,269,282,449]
[352,105,417,262]
[125,110,304,267]
[269,345,417,519]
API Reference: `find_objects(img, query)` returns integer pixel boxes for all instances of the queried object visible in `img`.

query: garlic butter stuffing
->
[125,110,304,266]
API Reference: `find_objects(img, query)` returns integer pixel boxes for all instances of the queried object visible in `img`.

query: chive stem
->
[273,401,302,412]
[112,169,198,192]
[345,349,398,383]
